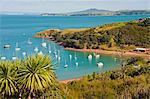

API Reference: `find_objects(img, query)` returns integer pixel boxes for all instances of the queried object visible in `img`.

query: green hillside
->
[0,56,149,98]
[60,58,150,99]
[35,18,150,50]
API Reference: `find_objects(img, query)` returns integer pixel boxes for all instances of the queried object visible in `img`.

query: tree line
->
[36,18,150,49]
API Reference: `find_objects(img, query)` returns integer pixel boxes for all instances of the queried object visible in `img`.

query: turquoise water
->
[0,15,149,80]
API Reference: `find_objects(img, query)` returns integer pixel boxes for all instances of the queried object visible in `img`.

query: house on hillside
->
[134,48,150,52]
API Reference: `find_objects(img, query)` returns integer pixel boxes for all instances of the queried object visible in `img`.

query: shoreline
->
[65,48,150,58]
[59,48,149,84]
[59,78,81,84]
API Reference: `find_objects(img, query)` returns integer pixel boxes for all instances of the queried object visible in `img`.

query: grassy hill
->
[35,18,150,50]
[59,58,150,99]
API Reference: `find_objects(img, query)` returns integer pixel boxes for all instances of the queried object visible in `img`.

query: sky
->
[0,0,149,13]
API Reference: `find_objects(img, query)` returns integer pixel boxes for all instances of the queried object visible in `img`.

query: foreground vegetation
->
[0,55,59,98]
[0,55,150,98]
[61,57,150,99]
[35,18,150,50]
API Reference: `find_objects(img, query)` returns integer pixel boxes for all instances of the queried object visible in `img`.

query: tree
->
[0,61,18,98]
[17,55,57,98]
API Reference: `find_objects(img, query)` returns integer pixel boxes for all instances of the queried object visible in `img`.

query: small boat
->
[15,48,20,51]
[41,39,47,48]
[75,56,77,60]
[97,62,104,67]
[22,52,26,56]
[42,42,47,48]
[64,60,68,68]
[28,38,32,45]
[74,52,77,60]
[38,51,43,55]
[95,54,100,58]
[34,47,39,53]
[69,54,72,60]
[12,56,17,60]
[64,64,68,68]
[88,54,92,59]
[58,57,61,61]
[1,56,6,60]
[48,44,51,53]
[55,54,58,59]
[15,42,21,51]
[4,44,11,49]
[76,62,79,66]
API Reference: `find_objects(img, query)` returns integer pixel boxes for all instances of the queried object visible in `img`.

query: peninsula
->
[34,18,150,58]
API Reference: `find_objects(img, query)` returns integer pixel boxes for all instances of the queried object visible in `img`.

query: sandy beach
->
[59,78,81,84]
[65,48,150,58]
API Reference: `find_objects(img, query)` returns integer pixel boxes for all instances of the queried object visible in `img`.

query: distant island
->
[34,18,150,58]
[40,8,150,16]
[1,9,150,16]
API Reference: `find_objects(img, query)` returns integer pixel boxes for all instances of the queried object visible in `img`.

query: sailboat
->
[88,54,92,60]
[12,52,17,60]
[34,47,39,53]
[97,62,104,68]
[58,56,61,61]
[1,56,6,60]
[41,38,47,48]
[12,56,17,60]
[22,52,26,56]
[74,52,77,60]
[69,54,72,60]
[28,38,32,45]
[95,54,100,59]
[38,51,43,55]
[48,44,51,53]
[76,62,79,66]
[64,60,68,68]
[15,42,21,51]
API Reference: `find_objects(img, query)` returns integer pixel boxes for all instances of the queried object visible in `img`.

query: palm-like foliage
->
[18,55,57,97]
[0,61,18,97]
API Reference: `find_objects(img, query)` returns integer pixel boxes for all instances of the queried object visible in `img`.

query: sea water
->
[0,15,149,80]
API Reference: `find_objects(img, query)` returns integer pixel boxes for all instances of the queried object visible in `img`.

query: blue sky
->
[0,0,149,13]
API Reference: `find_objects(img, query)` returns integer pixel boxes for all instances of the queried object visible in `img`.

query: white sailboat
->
[28,38,32,45]
[15,42,21,51]
[12,52,17,60]
[97,62,104,68]
[69,54,72,60]
[38,51,43,55]
[64,64,68,68]
[4,44,11,49]
[58,56,61,61]
[76,62,79,66]
[74,52,77,60]
[48,44,51,53]
[34,47,39,53]
[22,52,26,56]
[64,61,68,68]
[41,39,47,48]
[1,56,6,60]
[95,54,100,59]
[88,54,92,60]
[12,56,17,60]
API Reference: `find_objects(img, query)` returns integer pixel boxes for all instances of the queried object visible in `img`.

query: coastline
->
[65,48,150,58]
[59,78,81,84]
[59,48,149,83]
